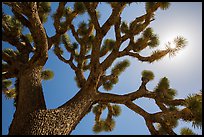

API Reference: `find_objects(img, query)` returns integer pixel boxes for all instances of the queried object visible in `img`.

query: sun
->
[160,31,181,49]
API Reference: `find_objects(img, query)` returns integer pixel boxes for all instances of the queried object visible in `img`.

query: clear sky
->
[2,2,202,135]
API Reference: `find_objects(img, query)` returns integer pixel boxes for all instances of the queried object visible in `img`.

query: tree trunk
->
[8,67,97,135]
[9,65,46,135]
[26,89,96,135]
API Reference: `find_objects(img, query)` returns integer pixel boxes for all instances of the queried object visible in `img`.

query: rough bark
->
[9,65,46,135]
[27,89,97,135]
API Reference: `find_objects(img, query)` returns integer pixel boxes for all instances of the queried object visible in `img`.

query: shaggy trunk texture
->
[27,90,95,135]
[9,65,46,135]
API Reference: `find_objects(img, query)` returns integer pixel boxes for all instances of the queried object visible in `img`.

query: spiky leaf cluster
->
[141,70,154,81]
[184,92,202,128]
[111,105,121,117]
[4,88,16,99]
[100,39,116,56]
[74,2,86,14]
[61,33,70,45]
[93,120,104,133]
[41,70,54,80]
[148,34,159,48]
[103,119,115,132]
[63,7,72,17]
[111,59,130,76]
[143,27,153,38]
[145,2,156,12]
[110,76,119,85]
[2,80,12,88]
[158,2,171,10]
[72,42,79,50]
[2,79,12,96]
[143,27,159,48]
[166,36,187,57]
[180,107,194,122]
[54,45,64,55]
[93,118,116,133]
[92,104,106,114]
[155,77,169,91]
[102,76,119,91]
[168,105,179,111]
[164,115,178,128]
[154,77,177,100]
[131,28,159,52]
[102,60,130,91]
[2,14,22,36]
[3,48,19,59]
[165,88,177,99]
[77,21,88,36]
[103,81,113,91]
[25,33,33,43]
[121,21,129,34]
[38,2,51,23]
[62,34,76,50]
[180,127,196,135]
[173,36,187,50]
[92,104,121,133]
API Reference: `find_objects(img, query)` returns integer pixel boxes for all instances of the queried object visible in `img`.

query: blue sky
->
[2,2,202,135]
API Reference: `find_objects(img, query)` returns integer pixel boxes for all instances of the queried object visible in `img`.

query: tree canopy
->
[2,2,202,135]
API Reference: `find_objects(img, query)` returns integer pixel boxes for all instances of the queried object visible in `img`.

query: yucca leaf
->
[148,34,159,48]
[157,77,169,90]
[62,33,70,45]
[143,27,153,38]
[74,2,86,14]
[111,105,121,117]
[2,80,12,88]
[25,33,33,42]
[4,88,16,99]
[180,127,196,135]
[159,2,171,10]
[41,70,54,80]
[121,21,129,34]
[93,121,104,133]
[103,81,113,91]
[103,119,115,132]
[110,77,119,84]
[145,2,156,12]
[111,60,130,76]
[141,70,154,81]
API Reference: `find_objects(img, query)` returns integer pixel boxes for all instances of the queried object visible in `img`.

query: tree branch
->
[83,2,100,32]
[2,51,13,65]
[12,9,32,29]
[54,45,77,71]
[125,101,150,118]
[100,3,126,37]
[96,80,149,104]
[120,3,160,43]
[2,72,16,80]
[3,2,26,15]
[26,2,48,66]
[145,120,159,135]
[118,50,169,63]
[53,2,67,33]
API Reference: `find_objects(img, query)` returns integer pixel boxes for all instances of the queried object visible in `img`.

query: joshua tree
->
[2,2,202,135]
